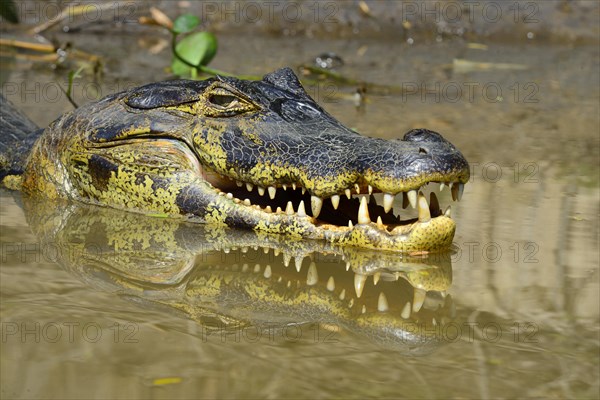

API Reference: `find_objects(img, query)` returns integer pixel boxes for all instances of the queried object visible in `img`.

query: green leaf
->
[171,31,218,76]
[172,14,200,34]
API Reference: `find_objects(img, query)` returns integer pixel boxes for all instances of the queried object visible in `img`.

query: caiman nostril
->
[419,147,428,154]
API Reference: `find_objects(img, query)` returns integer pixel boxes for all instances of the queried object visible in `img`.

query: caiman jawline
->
[201,164,465,234]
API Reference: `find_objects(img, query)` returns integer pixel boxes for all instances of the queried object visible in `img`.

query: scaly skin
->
[5,68,470,252]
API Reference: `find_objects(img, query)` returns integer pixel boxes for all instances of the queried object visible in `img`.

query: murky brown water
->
[1,1,599,399]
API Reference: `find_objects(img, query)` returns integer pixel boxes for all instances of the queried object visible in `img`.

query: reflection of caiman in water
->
[23,196,456,354]
[1,68,469,253]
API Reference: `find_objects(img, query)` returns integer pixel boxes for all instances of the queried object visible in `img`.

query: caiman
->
[0,67,469,253]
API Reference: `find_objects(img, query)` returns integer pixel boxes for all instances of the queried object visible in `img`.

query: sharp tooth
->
[276,206,283,214]
[282,184,287,191]
[345,189,352,199]
[294,256,303,272]
[243,198,251,206]
[286,201,294,215]
[258,186,265,196]
[373,272,381,285]
[430,192,440,215]
[306,262,318,285]
[265,205,272,213]
[361,305,366,314]
[368,185,373,195]
[354,184,360,194]
[297,200,307,217]
[339,289,346,300]
[401,302,412,319]
[413,288,426,312]
[311,196,323,218]
[383,193,395,213]
[457,183,464,201]
[283,253,291,267]
[301,188,306,195]
[357,196,371,225]
[407,190,417,208]
[246,182,254,191]
[444,205,452,217]
[439,182,446,191]
[417,192,431,222]
[226,192,233,199]
[451,182,459,201]
[268,186,277,199]
[330,195,340,210]
[354,273,367,298]
[327,276,335,291]
[345,261,350,271]
[348,220,353,228]
[378,292,389,312]
[263,265,272,279]
[292,183,297,190]
[236,180,243,187]
[376,216,383,227]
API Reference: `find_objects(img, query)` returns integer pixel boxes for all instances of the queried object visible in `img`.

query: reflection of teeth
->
[327,276,335,291]
[413,288,426,312]
[311,196,323,218]
[283,253,291,267]
[354,273,367,298]
[254,264,261,273]
[418,192,431,222]
[306,262,318,285]
[339,289,346,300]
[407,190,417,208]
[401,302,411,319]
[331,195,340,210]
[294,256,303,272]
[378,292,389,312]
[362,305,367,314]
[348,298,354,308]
[383,193,395,213]
[263,265,272,278]
[373,272,381,286]
[268,186,276,199]
[358,196,371,225]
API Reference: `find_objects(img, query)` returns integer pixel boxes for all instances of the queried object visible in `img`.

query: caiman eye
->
[208,94,239,108]
[203,85,258,117]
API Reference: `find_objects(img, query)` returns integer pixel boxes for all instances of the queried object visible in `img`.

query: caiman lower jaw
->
[201,168,465,253]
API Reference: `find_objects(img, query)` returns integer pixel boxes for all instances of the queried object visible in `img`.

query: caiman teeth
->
[297,200,307,217]
[306,262,318,285]
[345,189,352,199]
[407,190,418,208]
[246,182,253,191]
[417,192,431,222]
[330,195,340,210]
[357,196,371,225]
[268,186,277,199]
[258,186,265,196]
[286,201,294,215]
[383,193,395,213]
[311,195,323,218]
[401,302,411,319]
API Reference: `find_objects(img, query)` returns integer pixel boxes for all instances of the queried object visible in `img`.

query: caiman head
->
[22,67,469,252]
